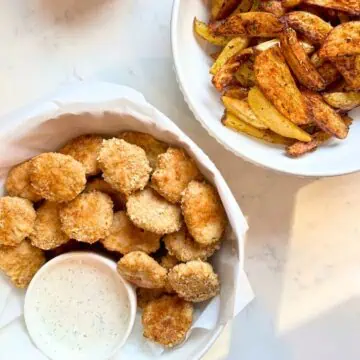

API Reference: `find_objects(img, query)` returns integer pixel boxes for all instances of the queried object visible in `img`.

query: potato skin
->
[303,0,360,16]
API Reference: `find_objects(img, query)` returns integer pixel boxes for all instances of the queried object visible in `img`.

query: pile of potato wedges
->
[194,0,360,157]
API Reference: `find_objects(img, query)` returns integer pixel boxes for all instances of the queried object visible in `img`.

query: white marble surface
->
[0,1,359,359]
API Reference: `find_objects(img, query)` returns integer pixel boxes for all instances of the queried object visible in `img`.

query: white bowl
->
[171,0,360,177]
[24,252,137,360]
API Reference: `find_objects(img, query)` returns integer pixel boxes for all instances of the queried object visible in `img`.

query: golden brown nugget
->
[59,191,113,244]
[117,251,167,288]
[0,196,36,246]
[0,240,45,288]
[118,131,168,169]
[30,153,86,202]
[59,134,103,176]
[136,288,164,309]
[98,138,151,196]
[101,211,161,254]
[85,178,127,210]
[126,188,182,235]
[159,253,179,270]
[151,148,202,204]
[164,227,220,262]
[168,261,220,303]
[142,295,193,347]
[5,161,42,202]
[30,201,69,250]
[181,181,227,246]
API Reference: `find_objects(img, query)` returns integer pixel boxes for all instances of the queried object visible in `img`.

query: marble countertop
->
[0,1,359,359]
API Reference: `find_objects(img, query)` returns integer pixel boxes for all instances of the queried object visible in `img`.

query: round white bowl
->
[171,0,360,177]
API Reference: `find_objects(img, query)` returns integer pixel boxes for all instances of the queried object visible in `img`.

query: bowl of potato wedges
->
[171,0,360,176]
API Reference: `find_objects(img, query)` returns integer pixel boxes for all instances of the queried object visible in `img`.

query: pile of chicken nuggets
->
[0,131,228,347]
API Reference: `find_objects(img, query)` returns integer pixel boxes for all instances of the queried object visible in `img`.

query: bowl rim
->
[170,0,359,178]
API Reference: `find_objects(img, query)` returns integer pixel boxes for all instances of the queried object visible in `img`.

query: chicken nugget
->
[181,181,227,246]
[59,191,113,243]
[30,153,86,202]
[159,253,179,270]
[168,260,220,302]
[164,227,220,262]
[59,134,103,176]
[126,188,182,235]
[151,148,202,204]
[101,211,161,254]
[98,138,151,196]
[142,295,193,347]
[85,178,126,210]
[117,251,167,288]
[0,196,36,246]
[30,201,69,250]
[118,131,168,169]
[5,160,42,202]
[136,288,164,309]
[0,240,45,288]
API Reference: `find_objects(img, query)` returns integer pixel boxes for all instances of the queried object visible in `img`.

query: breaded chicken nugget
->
[59,191,113,243]
[117,251,167,288]
[142,295,193,347]
[168,260,220,302]
[159,253,179,270]
[0,196,36,246]
[151,148,202,204]
[136,288,164,309]
[98,138,151,196]
[59,134,103,176]
[0,240,45,288]
[85,178,126,210]
[30,153,86,202]
[118,131,168,169]
[5,161,42,202]
[101,211,161,254]
[30,201,69,250]
[181,181,227,246]
[164,227,220,262]
[126,188,182,235]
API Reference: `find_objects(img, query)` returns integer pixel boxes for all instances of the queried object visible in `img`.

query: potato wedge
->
[210,37,250,75]
[254,46,310,125]
[332,55,360,90]
[211,0,239,20]
[255,38,314,54]
[222,96,268,129]
[319,21,360,58]
[223,86,249,100]
[232,0,253,14]
[234,57,255,87]
[210,12,284,37]
[303,0,360,16]
[280,27,326,91]
[222,111,292,144]
[317,61,341,86]
[282,0,302,8]
[194,18,232,46]
[212,48,254,91]
[248,87,312,142]
[286,131,331,156]
[283,11,333,44]
[322,92,360,110]
[260,1,286,17]
[303,91,349,139]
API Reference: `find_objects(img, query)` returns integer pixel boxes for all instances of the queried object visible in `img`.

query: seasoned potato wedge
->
[319,21,360,58]
[280,27,326,91]
[210,37,250,74]
[210,12,284,37]
[259,1,286,17]
[303,0,360,16]
[286,131,331,157]
[211,0,239,20]
[232,0,253,14]
[234,57,255,87]
[194,18,232,46]
[283,11,333,44]
[223,86,249,99]
[303,91,349,139]
[222,111,292,144]
[332,55,360,90]
[316,61,341,86]
[255,38,314,54]
[222,96,268,129]
[282,0,302,8]
[254,46,310,125]
[248,87,312,141]
[322,92,360,110]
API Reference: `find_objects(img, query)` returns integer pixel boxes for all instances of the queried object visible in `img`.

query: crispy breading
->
[159,254,179,270]
[136,288,165,309]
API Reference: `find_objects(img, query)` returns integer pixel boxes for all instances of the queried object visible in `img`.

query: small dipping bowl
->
[24,252,137,360]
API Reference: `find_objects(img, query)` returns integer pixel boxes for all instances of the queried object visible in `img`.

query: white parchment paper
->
[0,82,254,360]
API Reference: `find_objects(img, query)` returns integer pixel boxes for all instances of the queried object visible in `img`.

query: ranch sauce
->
[25,257,130,360]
